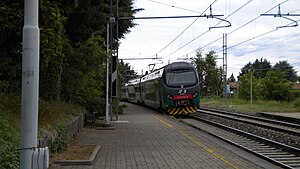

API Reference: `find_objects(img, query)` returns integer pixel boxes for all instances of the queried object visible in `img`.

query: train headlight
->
[192,92,198,98]
[167,94,173,100]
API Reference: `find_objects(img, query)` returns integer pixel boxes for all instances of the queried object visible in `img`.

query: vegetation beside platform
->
[201,97,300,113]
[0,93,85,169]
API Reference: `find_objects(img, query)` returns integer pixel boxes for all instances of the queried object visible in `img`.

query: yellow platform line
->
[152,115,239,169]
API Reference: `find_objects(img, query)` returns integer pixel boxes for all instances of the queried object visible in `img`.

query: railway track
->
[199,107,300,137]
[181,109,300,169]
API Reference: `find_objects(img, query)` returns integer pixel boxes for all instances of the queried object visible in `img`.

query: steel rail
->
[197,108,300,137]
[187,114,300,168]
[200,107,300,129]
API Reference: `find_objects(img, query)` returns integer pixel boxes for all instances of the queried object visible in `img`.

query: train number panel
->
[177,99,188,106]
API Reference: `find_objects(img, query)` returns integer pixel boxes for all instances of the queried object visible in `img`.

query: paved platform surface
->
[261,112,300,119]
[50,103,280,169]
[259,111,300,123]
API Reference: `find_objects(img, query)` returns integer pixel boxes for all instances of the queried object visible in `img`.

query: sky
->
[118,0,300,79]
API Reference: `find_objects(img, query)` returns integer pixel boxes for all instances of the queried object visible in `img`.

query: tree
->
[64,0,142,47]
[228,73,236,82]
[61,35,106,113]
[252,58,271,78]
[119,59,137,84]
[0,0,140,104]
[39,0,66,100]
[0,1,23,93]
[192,50,222,96]
[261,70,292,100]
[238,73,263,100]
[273,61,298,82]
[238,58,271,80]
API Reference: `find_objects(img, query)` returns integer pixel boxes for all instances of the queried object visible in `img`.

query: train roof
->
[127,77,141,85]
[141,68,163,83]
[125,62,195,84]
[164,62,195,70]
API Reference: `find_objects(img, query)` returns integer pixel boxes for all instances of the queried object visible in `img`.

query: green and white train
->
[122,62,200,115]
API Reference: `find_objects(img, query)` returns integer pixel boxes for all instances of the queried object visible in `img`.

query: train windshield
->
[165,69,197,87]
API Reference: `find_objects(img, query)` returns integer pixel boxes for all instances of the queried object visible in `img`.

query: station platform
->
[258,112,300,123]
[50,103,281,169]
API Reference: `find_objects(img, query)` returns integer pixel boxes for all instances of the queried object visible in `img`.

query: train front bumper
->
[166,106,198,115]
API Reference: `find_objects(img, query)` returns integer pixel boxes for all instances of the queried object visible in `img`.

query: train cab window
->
[165,69,197,87]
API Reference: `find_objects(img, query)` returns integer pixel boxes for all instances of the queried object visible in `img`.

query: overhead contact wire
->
[215,18,300,53]
[153,0,218,58]
[164,0,254,59]
[147,0,201,14]
[191,0,290,54]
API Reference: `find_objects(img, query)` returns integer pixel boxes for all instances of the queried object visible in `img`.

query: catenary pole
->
[250,69,253,109]
[20,0,40,168]
[116,0,119,121]
[106,23,110,124]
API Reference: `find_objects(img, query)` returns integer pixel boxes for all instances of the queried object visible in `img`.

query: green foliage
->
[238,74,250,100]
[292,97,300,108]
[0,117,20,169]
[228,73,236,82]
[238,73,263,100]
[0,142,19,169]
[39,0,66,101]
[118,104,128,115]
[202,97,300,113]
[238,70,292,101]
[51,123,68,153]
[0,1,23,94]
[273,61,298,82]
[238,58,298,101]
[119,59,138,84]
[289,90,300,101]
[238,58,271,80]
[1,0,139,103]
[192,50,222,96]
[260,70,291,100]
[61,35,106,113]
[64,0,142,47]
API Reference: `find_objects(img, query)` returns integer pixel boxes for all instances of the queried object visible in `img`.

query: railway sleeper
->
[261,152,290,155]
[286,164,300,168]
[255,150,282,153]
[267,154,296,158]
[242,143,270,148]
[280,160,300,164]
[273,157,300,160]
[251,146,276,150]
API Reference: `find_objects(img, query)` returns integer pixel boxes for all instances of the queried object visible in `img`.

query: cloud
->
[119,0,300,78]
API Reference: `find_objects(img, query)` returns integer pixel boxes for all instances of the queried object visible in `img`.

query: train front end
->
[161,62,200,115]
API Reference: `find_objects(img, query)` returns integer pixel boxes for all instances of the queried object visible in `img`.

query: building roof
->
[292,83,300,90]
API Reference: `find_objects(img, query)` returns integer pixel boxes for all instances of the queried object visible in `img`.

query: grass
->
[0,93,87,168]
[0,92,85,141]
[201,96,300,113]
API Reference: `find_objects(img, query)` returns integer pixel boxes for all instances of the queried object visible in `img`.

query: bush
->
[289,90,300,101]
[0,117,19,169]
[51,123,68,153]
[292,97,300,108]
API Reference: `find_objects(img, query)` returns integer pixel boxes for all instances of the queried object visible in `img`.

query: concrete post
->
[20,0,40,168]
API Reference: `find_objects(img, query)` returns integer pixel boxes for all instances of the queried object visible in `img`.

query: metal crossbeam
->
[261,4,299,29]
